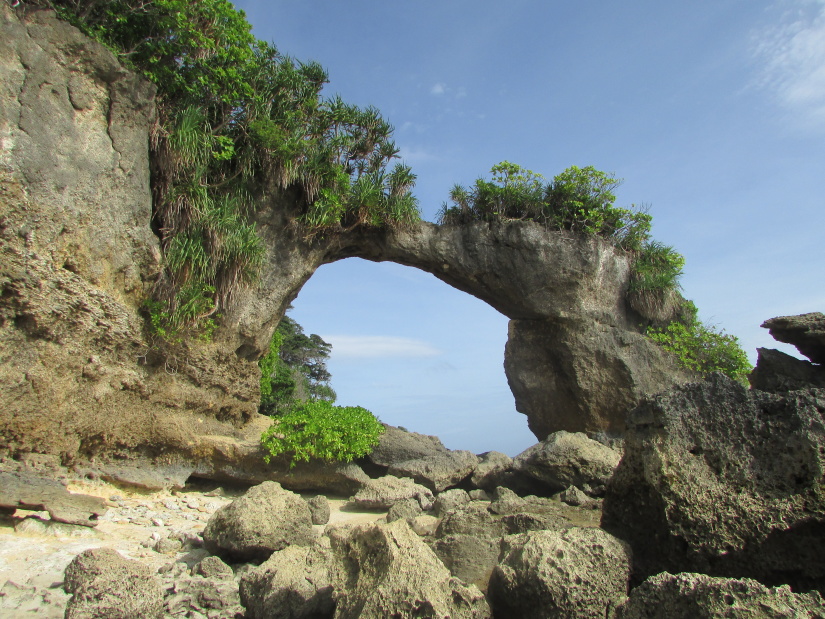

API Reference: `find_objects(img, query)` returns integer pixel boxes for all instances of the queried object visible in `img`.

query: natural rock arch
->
[0,7,689,483]
[227,204,691,439]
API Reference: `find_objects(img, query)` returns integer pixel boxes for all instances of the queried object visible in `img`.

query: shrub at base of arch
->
[261,401,384,467]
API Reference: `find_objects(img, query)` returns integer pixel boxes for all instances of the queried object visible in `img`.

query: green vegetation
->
[258,313,382,467]
[438,162,652,250]
[46,0,419,337]
[261,400,384,467]
[647,303,752,384]
[259,314,336,416]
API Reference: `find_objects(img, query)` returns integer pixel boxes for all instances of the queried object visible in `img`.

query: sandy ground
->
[0,478,387,617]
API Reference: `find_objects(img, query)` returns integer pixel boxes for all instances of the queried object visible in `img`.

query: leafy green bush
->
[261,401,384,466]
[438,162,651,250]
[47,0,419,337]
[647,304,752,383]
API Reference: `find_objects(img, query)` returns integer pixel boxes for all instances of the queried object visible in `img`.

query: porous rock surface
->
[761,312,825,364]
[328,519,492,619]
[602,373,825,589]
[750,347,825,392]
[239,543,339,619]
[63,547,164,619]
[614,572,825,619]
[488,527,632,619]
[202,481,313,562]
[348,475,434,511]
[512,431,621,494]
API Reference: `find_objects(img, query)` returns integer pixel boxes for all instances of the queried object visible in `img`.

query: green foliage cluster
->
[258,315,336,416]
[438,162,652,250]
[260,400,384,467]
[647,302,752,383]
[46,0,419,337]
[439,161,685,307]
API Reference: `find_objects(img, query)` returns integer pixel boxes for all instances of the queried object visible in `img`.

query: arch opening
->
[287,258,537,457]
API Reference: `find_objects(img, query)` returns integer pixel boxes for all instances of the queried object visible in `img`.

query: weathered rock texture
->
[615,572,825,619]
[63,547,164,619]
[202,481,314,562]
[328,520,492,619]
[761,312,825,364]
[0,470,107,526]
[602,373,825,591]
[512,430,621,494]
[1,6,689,482]
[488,528,632,619]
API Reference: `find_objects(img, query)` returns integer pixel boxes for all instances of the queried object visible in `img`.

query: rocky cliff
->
[0,6,689,481]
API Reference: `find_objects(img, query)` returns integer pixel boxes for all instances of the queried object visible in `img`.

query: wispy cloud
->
[430,82,447,96]
[397,145,441,164]
[752,0,825,127]
[324,335,442,359]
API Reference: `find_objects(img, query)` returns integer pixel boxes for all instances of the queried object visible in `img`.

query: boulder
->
[761,312,825,364]
[469,451,512,490]
[749,347,825,392]
[432,488,471,517]
[64,548,163,619]
[431,534,501,592]
[601,374,825,589]
[615,572,825,619]
[488,528,631,619]
[202,481,313,562]
[328,520,491,618]
[512,432,621,494]
[348,475,433,511]
[436,503,505,539]
[161,572,242,619]
[191,555,234,580]
[386,497,423,523]
[306,495,331,525]
[388,449,479,492]
[366,425,448,467]
[239,543,339,619]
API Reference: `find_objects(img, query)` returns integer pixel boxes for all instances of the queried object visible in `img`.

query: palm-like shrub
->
[47,0,420,337]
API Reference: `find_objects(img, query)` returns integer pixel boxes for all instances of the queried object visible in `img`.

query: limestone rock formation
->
[761,312,825,364]
[63,548,164,619]
[0,470,107,526]
[601,373,825,590]
[388,449,479,493]
[327,520,492,619]
[488,528,632,619]
[347,475,433,510]
[239,543,339,619]
[512,431,621,495]
[615,572,825,619]
[202,481,314,562]
[1,5,689,487]
[749,347,825,392]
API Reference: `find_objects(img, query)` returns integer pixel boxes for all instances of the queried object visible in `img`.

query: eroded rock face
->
[202,481,314,562]
[64,548,164,619]
[615,572,825,619]
[761,312,825,364]
[601,374,825,590]
[328,520,492,619]
[488,528,632,619]
[1,6,690,483]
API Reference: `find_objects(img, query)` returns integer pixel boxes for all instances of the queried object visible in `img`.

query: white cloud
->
[752,0,825,126]
[430,82,447,95]
[324,335,442,359]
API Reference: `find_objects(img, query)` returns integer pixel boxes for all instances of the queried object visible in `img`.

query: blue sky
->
[232,1,825,456]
